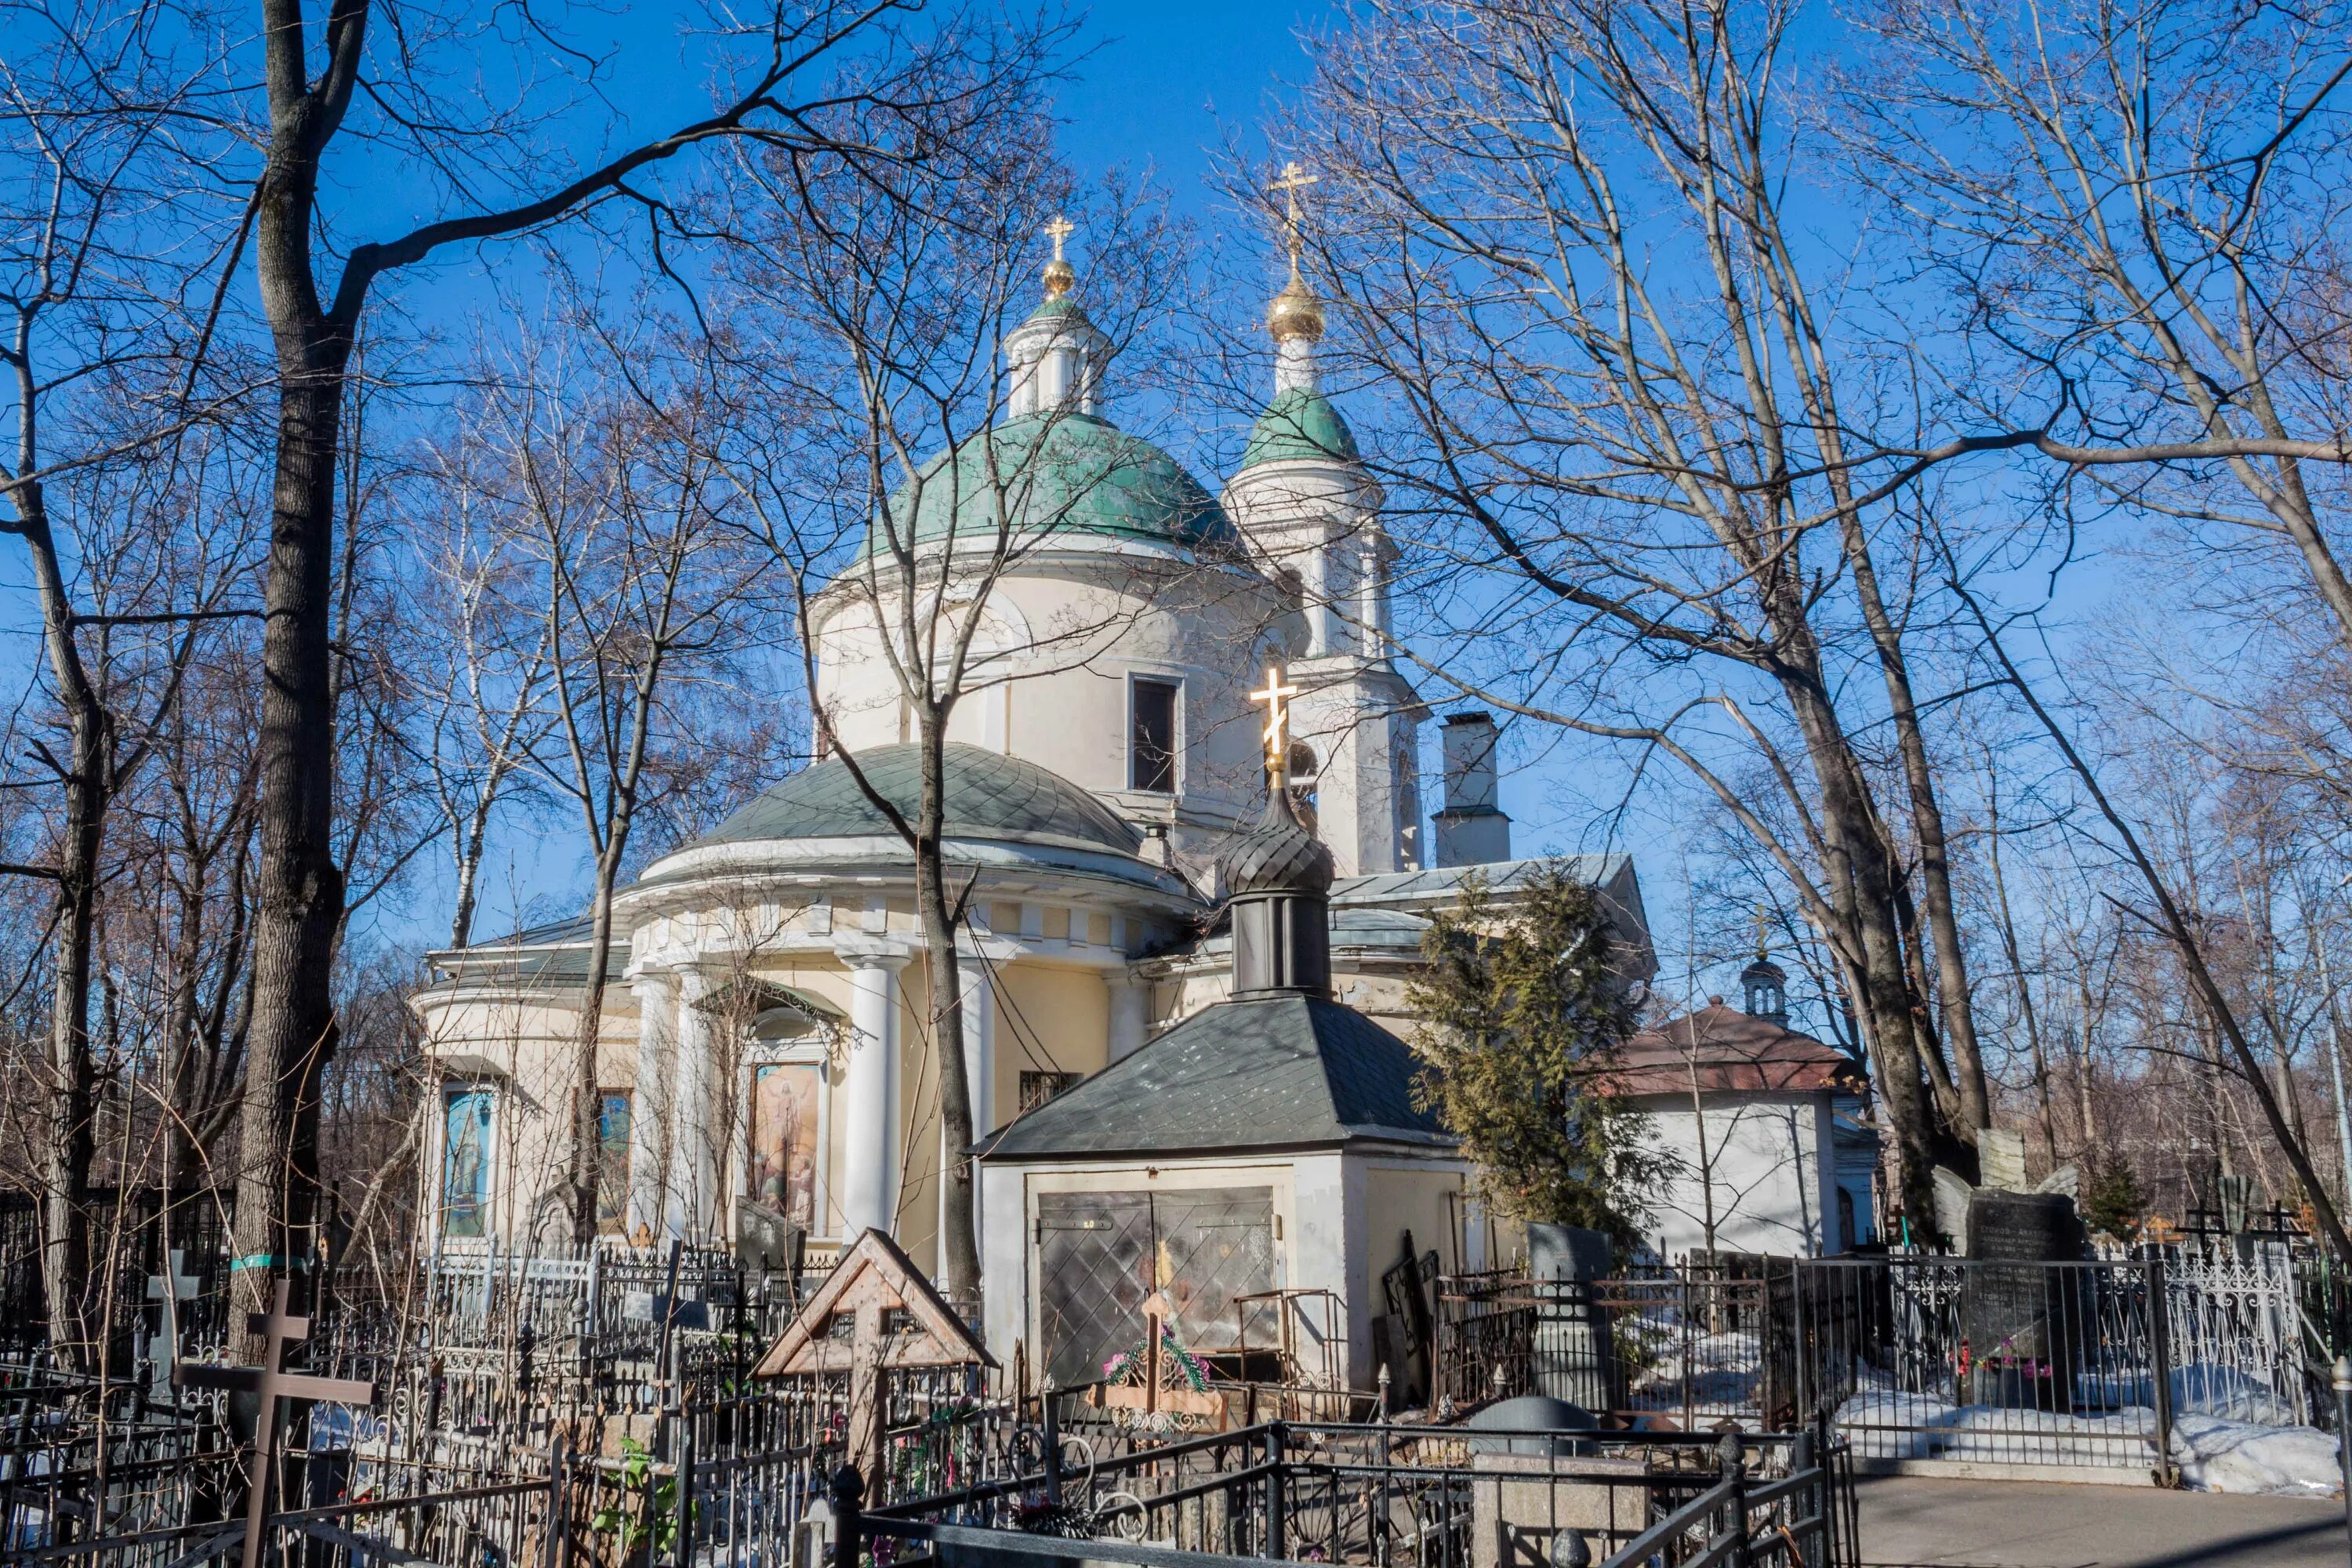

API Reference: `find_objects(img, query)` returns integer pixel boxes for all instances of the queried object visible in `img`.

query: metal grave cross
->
[147,1247,202,1304]
[176,1277,377,1568]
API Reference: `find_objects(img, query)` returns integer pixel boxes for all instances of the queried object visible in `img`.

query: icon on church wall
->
[750,1063,821,1230]
[442,1087,493,1239]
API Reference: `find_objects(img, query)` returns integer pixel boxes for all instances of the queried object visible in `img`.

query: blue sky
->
[0,0,1810,1022]
[365,0,1725,1002]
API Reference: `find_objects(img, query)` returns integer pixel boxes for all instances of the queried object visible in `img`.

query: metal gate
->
[1036,1187,1275,1389]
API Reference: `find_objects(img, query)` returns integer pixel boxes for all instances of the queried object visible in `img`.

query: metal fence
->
[1436,1263,1801,1428]
[866,1419,1858,1568]
[1796,1256,2177,1472]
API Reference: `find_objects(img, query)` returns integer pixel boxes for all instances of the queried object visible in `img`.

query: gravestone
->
[1526,1224,1616,1412]
[1960,1191,2087,1413]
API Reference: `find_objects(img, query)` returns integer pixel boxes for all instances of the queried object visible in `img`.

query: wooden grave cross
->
[751,1229,992,1492]
[176,1276,378,1568]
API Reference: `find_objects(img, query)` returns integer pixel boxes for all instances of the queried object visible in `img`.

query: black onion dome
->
[1739,956,1788,987]
[1220,793,1335,898]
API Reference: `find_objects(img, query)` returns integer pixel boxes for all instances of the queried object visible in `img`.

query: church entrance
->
[1035,1187,1276,1388]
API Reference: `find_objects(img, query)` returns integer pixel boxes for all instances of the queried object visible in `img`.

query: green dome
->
[692,742,1142,858]
[1241,387,1360,469]
[866,413,1239,557]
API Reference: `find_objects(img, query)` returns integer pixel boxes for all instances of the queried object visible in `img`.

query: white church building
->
[411,226,1866,1388]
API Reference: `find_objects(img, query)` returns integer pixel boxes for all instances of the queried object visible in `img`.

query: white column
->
[666,965,717,1240]
[625,967,678,1242]
[1108,974,1149,1062]
[840,953,909,1237]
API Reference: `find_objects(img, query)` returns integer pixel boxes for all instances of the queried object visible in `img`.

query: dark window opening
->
[1020,1071,1082,1113]
[1130,678,1179,793]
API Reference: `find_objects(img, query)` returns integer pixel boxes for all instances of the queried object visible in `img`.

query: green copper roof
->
[691,742,1143,858]
[866,414,1239,558]
[1240,387,1360,469]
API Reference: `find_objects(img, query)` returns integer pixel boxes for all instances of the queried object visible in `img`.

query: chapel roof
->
[688,742,1145,858]
[1240,386,1361,470]
[1615,1004,1866,1098]
[977,992,1451,1160]
[863,412,1240,560]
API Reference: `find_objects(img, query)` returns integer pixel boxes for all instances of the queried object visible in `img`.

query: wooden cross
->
[1250,666,1298,786]
[1044,213,1075,262]
[1269,162,1320,262]
[177,1277,377,1568]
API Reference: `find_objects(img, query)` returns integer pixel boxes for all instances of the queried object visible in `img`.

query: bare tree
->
[1842,0,2352,647]
[503,337,771,1243]
[1283,0,1997,1224]
[0,89,262,1346]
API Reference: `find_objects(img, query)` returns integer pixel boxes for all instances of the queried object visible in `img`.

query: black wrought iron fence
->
[867,1420,1858,1568]
[1796,1255,2175,1473]
[1435,1267,1802,1428]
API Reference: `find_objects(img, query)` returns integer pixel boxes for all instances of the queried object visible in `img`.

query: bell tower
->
[1221,165,1425,877]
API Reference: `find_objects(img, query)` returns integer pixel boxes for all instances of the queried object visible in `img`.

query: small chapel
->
[412,210,1673,1384]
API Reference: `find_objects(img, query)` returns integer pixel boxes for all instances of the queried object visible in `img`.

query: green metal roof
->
[865,414,1239,558]
[976,993,1452,1158]
[1240,387,1360,470]
[691,742,1143,858]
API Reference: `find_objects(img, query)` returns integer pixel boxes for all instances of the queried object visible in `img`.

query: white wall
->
[1635,1092,1838,1259]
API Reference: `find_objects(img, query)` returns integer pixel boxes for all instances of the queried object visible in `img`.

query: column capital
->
[835,940,913,973]
[626,946,697,985]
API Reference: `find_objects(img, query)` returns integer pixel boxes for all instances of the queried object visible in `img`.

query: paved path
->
[1857,1475,2349,1567]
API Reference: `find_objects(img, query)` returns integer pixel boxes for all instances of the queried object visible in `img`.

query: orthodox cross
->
[1753,902,1772,960]
[1044,213,1075,261]
[1250,666,1298,786]
[177,1277,377,1568]
[1269,162,1320,263]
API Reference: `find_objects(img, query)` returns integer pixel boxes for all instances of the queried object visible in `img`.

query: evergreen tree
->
[1406,864,1665,1247]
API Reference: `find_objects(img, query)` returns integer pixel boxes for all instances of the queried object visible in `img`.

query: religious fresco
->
[597,1091,632,1226]
[441,1087,493,1239]
[750,1063,821,1229]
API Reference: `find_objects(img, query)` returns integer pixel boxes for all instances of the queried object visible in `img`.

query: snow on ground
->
[1829,1388,2346,1495]
[2171,1414,2344,1496]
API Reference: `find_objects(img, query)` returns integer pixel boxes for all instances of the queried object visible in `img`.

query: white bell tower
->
[1221,165,1425,878]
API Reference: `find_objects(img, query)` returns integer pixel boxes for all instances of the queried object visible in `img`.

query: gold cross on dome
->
[1753,902,1772,960]
[1044,214,1075,261]
[1250,666,1299,782]
[1269,162,1320,261]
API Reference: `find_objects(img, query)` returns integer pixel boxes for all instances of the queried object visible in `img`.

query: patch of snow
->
[2171,1414,2343,1497]
[1832,1391,1956,1459]
[1934,1404,2157,1466]
[2078,1363,2302,1425]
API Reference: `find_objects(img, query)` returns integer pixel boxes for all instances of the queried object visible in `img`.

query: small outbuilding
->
[1617,956,1877,1258]
[976,780,1484,1396]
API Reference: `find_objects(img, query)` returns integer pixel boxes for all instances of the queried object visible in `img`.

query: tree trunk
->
[915,717,982,1305]
[42,712,100,1363]
[1769,639,1944,1232]
[568,855,623,1245]
[232,348,351,1345]
[13,470,107,1365]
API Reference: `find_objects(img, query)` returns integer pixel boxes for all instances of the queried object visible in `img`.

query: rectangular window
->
[441,1087,494,1240]
[750,1063,823,1231]
[1130,677,1179,793]
[597,1091,632,1229]
[1019,1071,1081,1113]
